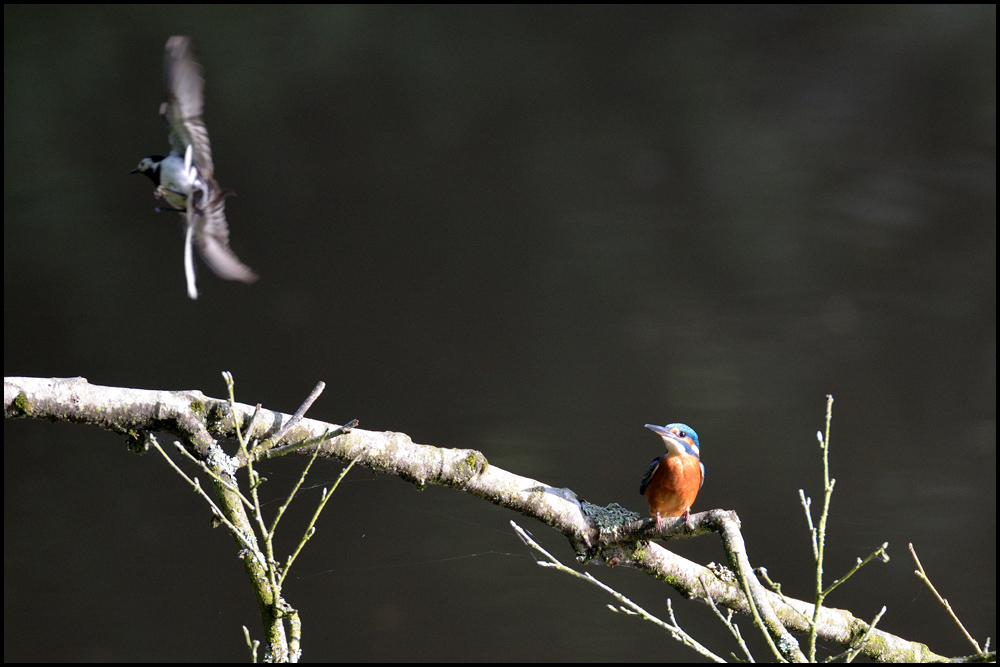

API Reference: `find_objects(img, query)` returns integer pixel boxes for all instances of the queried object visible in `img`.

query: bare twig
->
[909,543,984,654]
[757,567,812,626]
[269,428,330,538]
[806,395,836,661]
[280,452,363,586]
[843,606,887,663]
[699,575,754,662]
[263,419,358,459]
[149,435,256,552]
[243,625,260,663]
[512,521,726,662]
[270,381,326,445]
[224,373,282,596]
[823,543,890,598]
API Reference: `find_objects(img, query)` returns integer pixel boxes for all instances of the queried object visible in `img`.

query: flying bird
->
[131,36,257,299]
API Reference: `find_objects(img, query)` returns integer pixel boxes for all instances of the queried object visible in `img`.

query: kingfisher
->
[131,36,257,299]
[639,423,704,530]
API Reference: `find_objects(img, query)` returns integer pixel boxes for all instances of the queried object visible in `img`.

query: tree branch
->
[4,376,946,662]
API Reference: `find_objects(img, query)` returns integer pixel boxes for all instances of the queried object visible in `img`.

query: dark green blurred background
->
[5,6,995,661]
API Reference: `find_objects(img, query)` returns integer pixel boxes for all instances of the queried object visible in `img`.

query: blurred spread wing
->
[193,196,258,284]
[161,36,215,179]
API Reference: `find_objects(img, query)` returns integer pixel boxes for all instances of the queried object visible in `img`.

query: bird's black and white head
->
[130,155,166,184]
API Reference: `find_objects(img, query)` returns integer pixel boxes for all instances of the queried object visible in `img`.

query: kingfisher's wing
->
[639,457,661,495]
[161,36,215,180]
[192,195,257,286]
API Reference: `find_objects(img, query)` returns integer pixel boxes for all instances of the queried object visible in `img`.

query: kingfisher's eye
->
[678,430,687,438]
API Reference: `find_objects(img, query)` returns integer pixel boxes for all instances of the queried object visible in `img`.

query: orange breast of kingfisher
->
[644,453,703,518]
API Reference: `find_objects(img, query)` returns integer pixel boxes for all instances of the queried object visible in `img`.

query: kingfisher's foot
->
[683,508,694,531]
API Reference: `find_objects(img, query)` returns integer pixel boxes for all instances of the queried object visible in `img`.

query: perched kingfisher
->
[639,423,704,530]
[131,36,257,299]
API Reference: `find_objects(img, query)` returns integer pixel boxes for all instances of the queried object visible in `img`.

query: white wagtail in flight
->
[132,36,257,299]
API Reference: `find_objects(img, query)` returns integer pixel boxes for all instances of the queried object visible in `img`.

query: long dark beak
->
[644,423,687,454]
[644,424,674,438]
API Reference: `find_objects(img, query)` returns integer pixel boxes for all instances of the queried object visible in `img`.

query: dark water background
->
[5,6,995,661]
